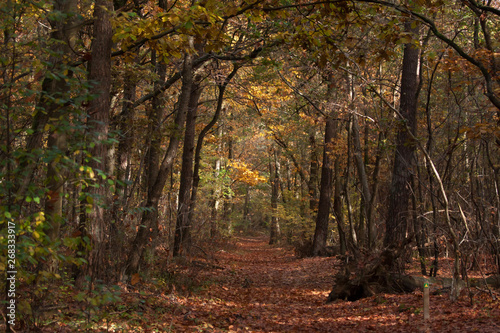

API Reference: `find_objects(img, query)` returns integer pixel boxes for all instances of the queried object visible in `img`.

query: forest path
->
[183,235,339,332]
[170,235,500,333]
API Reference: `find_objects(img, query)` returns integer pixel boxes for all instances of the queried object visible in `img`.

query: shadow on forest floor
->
[30,235,500,332]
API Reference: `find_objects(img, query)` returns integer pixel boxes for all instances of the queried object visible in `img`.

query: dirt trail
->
[181,236,337,332]
[170,236,500,333]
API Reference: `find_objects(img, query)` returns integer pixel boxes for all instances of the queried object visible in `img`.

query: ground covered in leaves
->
[41,236,500,332]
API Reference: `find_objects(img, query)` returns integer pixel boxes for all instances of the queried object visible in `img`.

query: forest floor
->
[43,235,500,332]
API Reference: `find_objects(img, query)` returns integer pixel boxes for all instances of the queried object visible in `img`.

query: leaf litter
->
[41,236,500,332]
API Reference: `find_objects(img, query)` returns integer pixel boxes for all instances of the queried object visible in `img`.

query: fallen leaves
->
[34,236,500,332]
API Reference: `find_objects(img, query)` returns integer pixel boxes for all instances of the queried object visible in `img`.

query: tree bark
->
[14,0,80,201]
[334,156,346,255]
[308,132,319,214]
[125,49,194,277]
[173,81,203,256]
[269,147,281,245]
[368,131,384,245]
[143,49,167,198]
[224,126,234,232]
[116,68,136,197]
[21,0,79,244]
[312,116,336,255]
[80,0,114,280]
[211,132,223,238]
[384,22,420,252]
[111,62,137,258]
[351,114,374,248]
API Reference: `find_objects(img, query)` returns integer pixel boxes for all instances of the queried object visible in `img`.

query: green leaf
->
[76,292,85,302]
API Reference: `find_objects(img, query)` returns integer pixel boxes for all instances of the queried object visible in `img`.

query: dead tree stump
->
[327,246,418,302]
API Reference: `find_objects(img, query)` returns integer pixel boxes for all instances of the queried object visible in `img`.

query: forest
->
[1,0,500,331]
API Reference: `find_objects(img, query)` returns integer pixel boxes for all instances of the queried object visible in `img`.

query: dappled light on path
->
[169,236,500,332]
[42,236,499,332]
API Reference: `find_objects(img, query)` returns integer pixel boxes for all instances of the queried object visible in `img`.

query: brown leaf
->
[131,273,141,286]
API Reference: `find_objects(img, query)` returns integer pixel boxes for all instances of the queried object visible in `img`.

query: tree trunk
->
[243,185,251,225]
[308,132,319,214]
[15,0,79,201]
[144,50,167,199]
[368,131,384,246]
[188,65,239,239]
[312,116,336,255]
[384,22,420,253]
[334,157,346,255]
[116,68,136,199]
[210,124,224,238]
[224,127,234,233]
[79,0,113,281]
[345,121,356,246]
[29,0,78,243]
[173,81,203,256]
[125,49,194,277]
[351,114,374,248]
[211,154,222,237]
[110,62,137,266]
[123,49,167,272]
[269,148,281,245]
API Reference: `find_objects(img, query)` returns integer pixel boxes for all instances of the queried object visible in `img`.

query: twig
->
[38,305,69,312]
[474,286,498,301]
